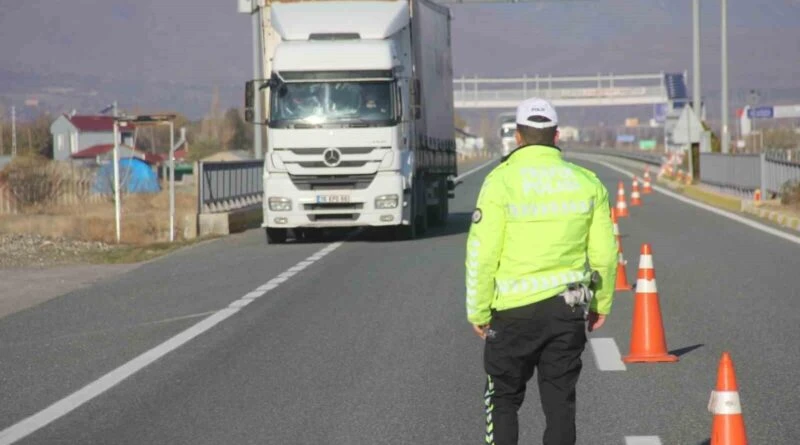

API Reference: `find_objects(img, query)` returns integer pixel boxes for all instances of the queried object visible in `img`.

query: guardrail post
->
[197,161,204,215]
[759,151,767,198]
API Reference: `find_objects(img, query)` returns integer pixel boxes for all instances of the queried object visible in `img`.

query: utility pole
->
[11,106,17,157]
[112,101,122,243]
[720,0,730,153]
[692,0,701,123]
[251,2,263,160]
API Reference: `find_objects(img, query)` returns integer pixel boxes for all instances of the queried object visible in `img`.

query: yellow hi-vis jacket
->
[465,145,618,325]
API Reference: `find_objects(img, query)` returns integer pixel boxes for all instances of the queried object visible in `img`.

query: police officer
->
[465,97,618,445]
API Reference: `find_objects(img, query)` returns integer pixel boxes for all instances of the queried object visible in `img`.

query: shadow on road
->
[266,211,474,246]
[669,343,704,358]
[354,211,473,242]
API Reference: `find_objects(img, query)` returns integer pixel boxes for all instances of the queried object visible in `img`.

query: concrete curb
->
[740,201,800,232]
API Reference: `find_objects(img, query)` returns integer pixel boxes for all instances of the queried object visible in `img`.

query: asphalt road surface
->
[1,154,799,444]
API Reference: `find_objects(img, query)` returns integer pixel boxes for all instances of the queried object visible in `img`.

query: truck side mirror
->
[244,80,255,123]
[244,79,272,125]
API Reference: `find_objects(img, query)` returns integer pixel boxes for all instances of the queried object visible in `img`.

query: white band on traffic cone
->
[707,390,742,415]
[635,278,657,293]
[639,254,653,269]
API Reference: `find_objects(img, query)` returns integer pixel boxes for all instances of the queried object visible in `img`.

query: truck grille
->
[282,147,378,155]
[308,213,359,222]
[289,174,376,191]
[297,160,368,168]
[303,203,364,211]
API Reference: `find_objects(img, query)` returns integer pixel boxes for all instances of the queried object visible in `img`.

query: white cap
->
[516,97,558,129]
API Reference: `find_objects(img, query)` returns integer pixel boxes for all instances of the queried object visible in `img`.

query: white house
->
[49,114,136,161]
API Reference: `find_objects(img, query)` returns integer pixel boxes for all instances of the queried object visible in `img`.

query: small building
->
[50,114,137,161]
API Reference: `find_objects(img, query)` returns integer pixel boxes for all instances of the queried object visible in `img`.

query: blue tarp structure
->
[93,158,161,194]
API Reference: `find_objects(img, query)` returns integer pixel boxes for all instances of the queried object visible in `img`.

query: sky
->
[1,0,799,125]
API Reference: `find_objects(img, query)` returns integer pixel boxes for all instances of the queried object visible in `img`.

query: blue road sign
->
[617,134,636,143]
[747,106,773,119]
[664,73,688,100]
[654,103,668,123]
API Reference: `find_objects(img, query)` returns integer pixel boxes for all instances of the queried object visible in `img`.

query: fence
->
[0,166,106,215]
[197,160,263,214]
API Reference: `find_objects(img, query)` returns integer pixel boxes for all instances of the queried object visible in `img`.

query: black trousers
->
[483,295,587,445]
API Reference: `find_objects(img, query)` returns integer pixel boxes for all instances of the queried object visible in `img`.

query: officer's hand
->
[472,324,488,339]
[587,312,606,332]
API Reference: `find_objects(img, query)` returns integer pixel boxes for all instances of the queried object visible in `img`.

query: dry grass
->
[0,188,198,246]
[656,176,744,213]
[82,237,219,265]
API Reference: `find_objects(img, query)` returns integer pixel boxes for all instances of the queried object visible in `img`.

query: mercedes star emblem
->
[322,147,342,167]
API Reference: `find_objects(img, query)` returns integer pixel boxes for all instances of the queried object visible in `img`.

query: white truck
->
[244,0,457,243]
[499,114,516,157]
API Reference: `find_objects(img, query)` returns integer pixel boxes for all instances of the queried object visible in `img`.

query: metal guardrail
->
[698,153,761,193]
[198,160,263,214]
[762,154,800,196]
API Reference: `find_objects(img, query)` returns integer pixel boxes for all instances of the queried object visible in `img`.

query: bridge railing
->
[197,160,263,214]
[454,86,665,103]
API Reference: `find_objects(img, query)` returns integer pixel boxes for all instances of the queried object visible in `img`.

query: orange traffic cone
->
[643,170,653,194]
[614,236,631,291]
[611,207,621,247]
[615,181,629,217]
[631,177,642,206]
[708,352,748,445]
[622,244,678,363]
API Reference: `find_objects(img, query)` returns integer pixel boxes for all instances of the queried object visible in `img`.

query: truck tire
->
[265,227,288,244]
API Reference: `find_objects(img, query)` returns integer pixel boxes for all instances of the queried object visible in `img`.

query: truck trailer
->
[245,0,457,243]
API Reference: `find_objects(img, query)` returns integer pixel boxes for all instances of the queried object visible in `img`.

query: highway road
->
[1,153,799,444]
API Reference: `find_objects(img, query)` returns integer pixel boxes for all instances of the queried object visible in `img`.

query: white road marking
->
[228,299,253,308]
[455,158,498,182]
[0,241,346,445]
[625,436,662,445]
[241,291,264,300]
[572,154,800,247]
[589,337,627,371]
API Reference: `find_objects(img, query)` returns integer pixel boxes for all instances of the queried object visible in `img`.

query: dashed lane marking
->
[590,337,627,371]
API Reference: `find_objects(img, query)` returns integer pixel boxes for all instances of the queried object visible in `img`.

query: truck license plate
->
[316,195,350,204]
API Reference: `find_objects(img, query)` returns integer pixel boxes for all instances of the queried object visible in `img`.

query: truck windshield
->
[500,126,515,138]
[270,81,396,128]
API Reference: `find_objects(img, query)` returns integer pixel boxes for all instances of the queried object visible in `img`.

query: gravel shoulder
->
[0,233,183,319]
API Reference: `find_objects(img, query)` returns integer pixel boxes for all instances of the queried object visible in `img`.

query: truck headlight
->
[375,194,399,209]
[268,197,292,211]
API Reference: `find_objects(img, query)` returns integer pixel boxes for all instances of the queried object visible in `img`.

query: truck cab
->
[245,0,456,243]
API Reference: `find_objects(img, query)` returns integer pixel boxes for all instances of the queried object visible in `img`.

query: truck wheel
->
[265,228,288,244]
[393,223,415,241]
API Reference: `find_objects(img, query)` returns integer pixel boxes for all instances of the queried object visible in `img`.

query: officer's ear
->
[514,130,523,146]
[554,128,560,144]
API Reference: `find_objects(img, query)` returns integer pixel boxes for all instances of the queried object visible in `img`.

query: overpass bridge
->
[453,71,690,109]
